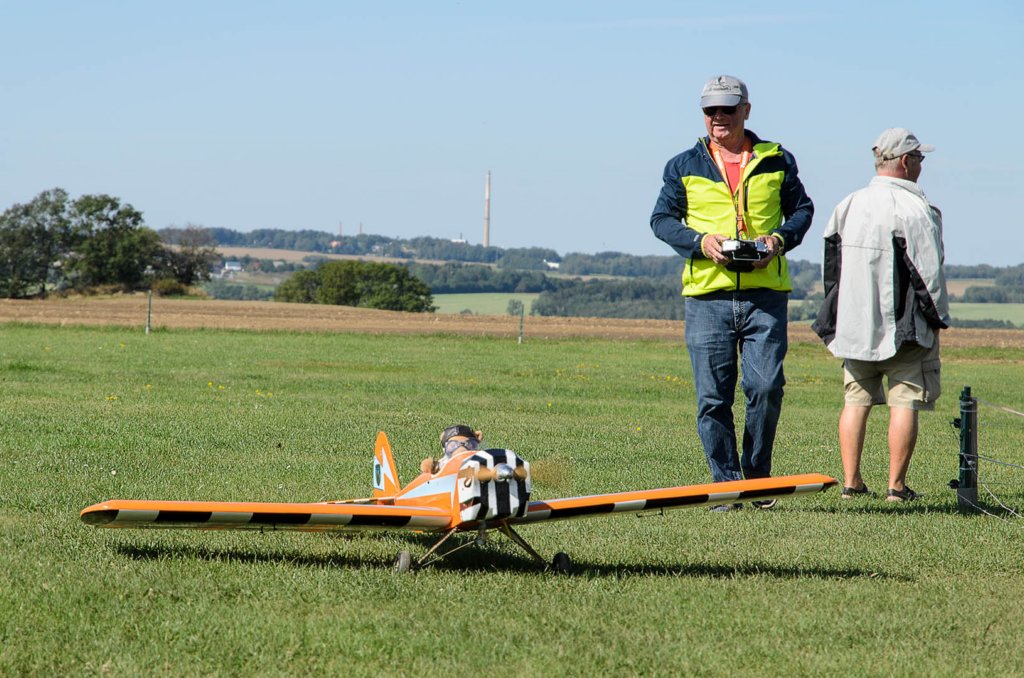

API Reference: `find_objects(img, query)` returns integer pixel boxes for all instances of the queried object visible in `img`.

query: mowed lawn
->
[1,323,1023,675]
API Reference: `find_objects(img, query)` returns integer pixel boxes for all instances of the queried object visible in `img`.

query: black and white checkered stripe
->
[517,479,833,522]
[458,448,531,523]
[81,507,451,531]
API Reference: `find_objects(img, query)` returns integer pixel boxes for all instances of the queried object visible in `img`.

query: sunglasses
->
[703,105,738,116]
[443,437,480,455]
[906,152,925,162]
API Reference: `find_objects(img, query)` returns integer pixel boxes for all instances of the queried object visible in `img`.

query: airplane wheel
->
[394,550,412,574]
[552,551,573,574]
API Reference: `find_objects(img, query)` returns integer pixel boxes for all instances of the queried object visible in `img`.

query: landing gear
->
[393,549,412,573]
[392,523,573,574]
[552,551,573,574]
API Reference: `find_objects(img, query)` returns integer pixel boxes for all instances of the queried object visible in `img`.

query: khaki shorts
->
[843,339,941,411]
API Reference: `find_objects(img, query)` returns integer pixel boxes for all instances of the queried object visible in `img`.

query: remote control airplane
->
[81,432,837,572]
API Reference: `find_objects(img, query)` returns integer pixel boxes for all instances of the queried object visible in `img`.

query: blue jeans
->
[684,289,788,482]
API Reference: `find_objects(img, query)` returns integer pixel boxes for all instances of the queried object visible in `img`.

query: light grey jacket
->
[813,176,950,361]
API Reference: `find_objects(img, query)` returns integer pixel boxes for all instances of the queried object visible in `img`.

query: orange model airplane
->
[81,431,837,572]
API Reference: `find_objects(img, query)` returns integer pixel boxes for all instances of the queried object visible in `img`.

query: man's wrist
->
[770,233,785,254]
[699,234,712,258]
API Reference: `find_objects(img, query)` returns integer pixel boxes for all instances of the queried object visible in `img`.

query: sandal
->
[841,484,872,499]
[886,487,919,502]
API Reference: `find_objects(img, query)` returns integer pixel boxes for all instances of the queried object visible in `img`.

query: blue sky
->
[1,1,1021,265]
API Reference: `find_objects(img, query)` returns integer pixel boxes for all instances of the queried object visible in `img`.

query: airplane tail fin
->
[372,431,401,499]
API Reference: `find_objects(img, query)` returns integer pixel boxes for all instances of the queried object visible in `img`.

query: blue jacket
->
[650,130,813,295]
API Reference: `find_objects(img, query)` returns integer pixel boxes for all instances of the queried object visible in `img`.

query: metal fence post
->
[957,385,979,513]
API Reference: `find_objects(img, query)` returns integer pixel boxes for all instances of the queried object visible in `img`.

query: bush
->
[150,277,190,297]
[274,260,435,312]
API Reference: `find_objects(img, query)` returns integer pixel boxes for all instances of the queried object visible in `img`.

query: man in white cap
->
[650,75,814,511]
[813,128,949,502]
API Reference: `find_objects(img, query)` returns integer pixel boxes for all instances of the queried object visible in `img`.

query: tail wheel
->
[394,550,412,574]
[552,551,573,574]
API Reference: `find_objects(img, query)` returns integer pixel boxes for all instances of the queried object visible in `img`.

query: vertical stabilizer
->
[372,431,401,498]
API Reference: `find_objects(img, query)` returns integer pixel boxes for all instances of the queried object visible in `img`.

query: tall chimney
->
[483,170,491,247]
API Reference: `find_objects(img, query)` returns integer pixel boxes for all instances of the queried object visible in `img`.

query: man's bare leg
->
[839,405,872,489]
[888,406,918,492]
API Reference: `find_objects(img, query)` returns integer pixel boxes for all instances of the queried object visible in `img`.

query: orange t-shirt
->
[712,138,754,192]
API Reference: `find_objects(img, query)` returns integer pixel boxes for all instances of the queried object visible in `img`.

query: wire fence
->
[953,395,1024,523]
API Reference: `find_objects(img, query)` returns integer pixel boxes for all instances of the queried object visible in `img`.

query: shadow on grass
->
[115,543,384,571]
[114,535,906,581]
[814,500,985,515]
[576,561,910,581]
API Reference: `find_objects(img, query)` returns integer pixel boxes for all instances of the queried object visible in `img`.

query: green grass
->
[1,324,1023,675]
[432,292,539,315]
[949,302,1024,325]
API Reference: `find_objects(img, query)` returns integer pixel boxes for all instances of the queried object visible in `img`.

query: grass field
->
[950,302,1024,325]
[432,292,540,315]
[2,323,1023,675]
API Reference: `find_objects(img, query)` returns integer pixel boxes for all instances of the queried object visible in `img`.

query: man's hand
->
[700,234,732,265]
[751,235,781,269]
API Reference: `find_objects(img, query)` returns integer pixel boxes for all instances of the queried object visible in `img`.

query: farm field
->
[432,292,540,315]
[1,301,1023,675]
[950,302,1024,325]
[946,277,995,297]
[3,295,1024,348]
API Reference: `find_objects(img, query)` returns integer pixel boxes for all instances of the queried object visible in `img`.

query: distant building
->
[220,260,243,279]
[543,259,561,270]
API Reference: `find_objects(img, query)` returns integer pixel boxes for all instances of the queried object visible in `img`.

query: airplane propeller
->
[458,464,528,483]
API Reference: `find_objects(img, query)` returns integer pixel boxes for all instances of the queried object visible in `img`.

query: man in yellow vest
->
[650,75,814,510]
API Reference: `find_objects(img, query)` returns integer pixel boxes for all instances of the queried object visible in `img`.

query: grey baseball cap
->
[700,75,748,108]
[873,128,935,160]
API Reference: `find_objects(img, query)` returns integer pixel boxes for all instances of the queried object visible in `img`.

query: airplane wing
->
[80,499,451,532]
[510,473,837,524]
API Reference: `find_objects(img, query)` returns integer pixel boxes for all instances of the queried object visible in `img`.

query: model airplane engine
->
[458,448,531,523]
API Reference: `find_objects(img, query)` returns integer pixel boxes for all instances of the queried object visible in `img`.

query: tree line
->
[0,189,217,298]
[205,226,1024,288]
[273,260,434,312]
[5,187,1019,321]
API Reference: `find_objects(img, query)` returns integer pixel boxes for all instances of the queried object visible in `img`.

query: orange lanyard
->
[710,144,751,237]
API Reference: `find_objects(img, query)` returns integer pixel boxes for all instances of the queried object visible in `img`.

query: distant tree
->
[946,263,1000,279]
[158,224,219,285]
[406,262,555,294]
[558,251,678,277]
[951,318,1018,329]
[532,278,684,320]
[274,260,435,312]
[273,269,320,303]
[959,286,1024,303]
[507,299,524,316]
[0,188,72,297]
[786,259,822,300]
[66,195,162,289]
[994,264,1024,288]
[203,279,275,301]
[496,247,560,271]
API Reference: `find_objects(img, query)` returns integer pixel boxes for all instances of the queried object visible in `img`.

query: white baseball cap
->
[700,75,748,108]
[873,128,935,160]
